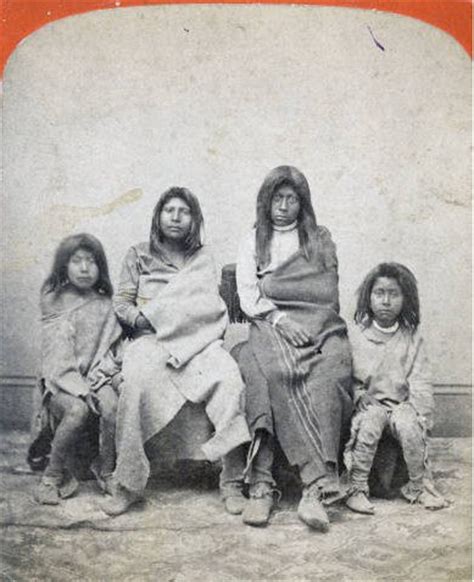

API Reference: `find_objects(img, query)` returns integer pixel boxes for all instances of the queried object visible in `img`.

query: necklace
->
[373,320,400,334]
[273,221,298,232]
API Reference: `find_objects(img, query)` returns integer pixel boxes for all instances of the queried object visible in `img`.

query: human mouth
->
[377,310,394,319]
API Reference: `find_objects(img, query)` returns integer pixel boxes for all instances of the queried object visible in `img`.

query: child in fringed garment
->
[30,234,124,505]
[344,262,448,514]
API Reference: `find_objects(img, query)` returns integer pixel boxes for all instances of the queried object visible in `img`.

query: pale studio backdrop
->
[1,5,471,391]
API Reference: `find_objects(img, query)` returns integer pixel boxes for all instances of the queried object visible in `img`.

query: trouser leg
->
[390,402,425,489]
[96,385,118,477]
[242,431,277,526]
[45,392,90,481]
[219,444,247,489]
[246,430,276,487]
[349,405,389,492]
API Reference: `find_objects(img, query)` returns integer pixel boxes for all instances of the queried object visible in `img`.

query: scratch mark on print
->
[367,25,385,51]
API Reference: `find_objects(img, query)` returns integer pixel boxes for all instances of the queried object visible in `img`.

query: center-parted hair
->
[150,187,203,257]
[255,166,318,270]
[42,233,113,296]
[354,262,420,331]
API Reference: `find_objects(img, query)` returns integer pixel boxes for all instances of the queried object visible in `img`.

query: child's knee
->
[357,423,383,447]
[356,409,387,445]
[391,404,421,438]
[66,398,90,426]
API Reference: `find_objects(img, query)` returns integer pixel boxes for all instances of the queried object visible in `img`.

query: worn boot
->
[102,475,116,496]
[59,470,80,499]
[298,482,330,531]
[221,482,247,515]
[90,462,115,496]
[401,479,448,510]
[92,467,116,496]
[242,482,276,527]
[100,484,142,516]
[346,490,375,514]
[34,476,61,505]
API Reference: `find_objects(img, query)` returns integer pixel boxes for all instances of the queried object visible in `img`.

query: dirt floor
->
[0,432,471,582]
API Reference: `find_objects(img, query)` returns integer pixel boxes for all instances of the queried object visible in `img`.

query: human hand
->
[275,315,313,348]
[111,373,124,394]
[135,313,154,331]
[357,392,378,412]
[84,392,101,416]
[167,355,180,369]
[422,415,434,433]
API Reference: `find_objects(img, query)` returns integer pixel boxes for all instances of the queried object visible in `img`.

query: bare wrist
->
[271,312,287,327]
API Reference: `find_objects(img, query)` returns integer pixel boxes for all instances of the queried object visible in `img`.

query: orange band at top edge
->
[1,0,472,76]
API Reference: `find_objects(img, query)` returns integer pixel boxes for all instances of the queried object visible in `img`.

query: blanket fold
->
[140,250,228,368]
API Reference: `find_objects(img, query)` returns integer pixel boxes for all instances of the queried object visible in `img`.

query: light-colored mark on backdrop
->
[1,5,471,383]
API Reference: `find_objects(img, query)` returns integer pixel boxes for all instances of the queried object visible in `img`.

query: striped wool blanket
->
[237,247,353,484]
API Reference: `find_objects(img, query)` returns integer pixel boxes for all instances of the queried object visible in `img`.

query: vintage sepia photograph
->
[1,1,471,580]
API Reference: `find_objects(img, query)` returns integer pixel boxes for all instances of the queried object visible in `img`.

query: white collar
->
[273,221,298,233]
[373,320,400,334]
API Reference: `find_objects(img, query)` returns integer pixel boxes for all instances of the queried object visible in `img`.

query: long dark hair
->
[149,187,203,257]
[354,262,420,331]
[42,233,113,296]
[255,166,318,270]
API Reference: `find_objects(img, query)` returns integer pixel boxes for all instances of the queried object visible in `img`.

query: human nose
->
[79,260,90,272]
[278,197,288,210]
[171,209,180,221]
[382,293,391,306]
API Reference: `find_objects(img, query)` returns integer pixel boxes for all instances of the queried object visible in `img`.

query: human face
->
[271,185,301,227]
[159,197,192,242]
[67,249,99,292]
[370,277,404,328]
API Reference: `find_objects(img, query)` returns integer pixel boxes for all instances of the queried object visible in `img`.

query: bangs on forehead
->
[73,246,95,255]
[163,195,190,206]
[273,178,297,194]
[372,276,402,288]
[72,244,99,260]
